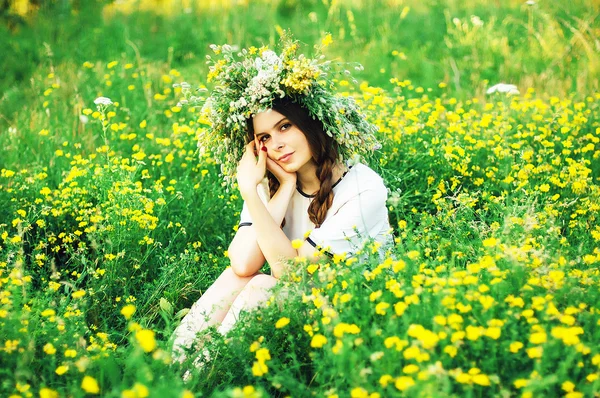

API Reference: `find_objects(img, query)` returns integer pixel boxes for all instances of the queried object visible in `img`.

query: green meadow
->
[0,0,599,397]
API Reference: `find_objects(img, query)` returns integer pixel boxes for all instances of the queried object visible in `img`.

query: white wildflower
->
[94,96,113,106]
[486,83,520,95]
[471,15,484,27]
[79,115,89,124]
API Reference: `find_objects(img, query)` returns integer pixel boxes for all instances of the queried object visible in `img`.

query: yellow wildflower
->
[394,376,415,391]
[135,329,156,353]
[39,388,59,398]
[120,304,136,320]
[275,317,290,329]
[81,376,100,394]
[311,334,327,348]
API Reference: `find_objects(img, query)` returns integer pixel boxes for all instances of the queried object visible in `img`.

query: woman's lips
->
[278,152,294,162]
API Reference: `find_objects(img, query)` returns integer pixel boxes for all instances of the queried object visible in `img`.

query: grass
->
[0,0,599,397]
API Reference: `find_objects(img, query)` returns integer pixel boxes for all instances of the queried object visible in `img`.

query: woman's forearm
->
[227,183,296,276]
[241,187,298,279]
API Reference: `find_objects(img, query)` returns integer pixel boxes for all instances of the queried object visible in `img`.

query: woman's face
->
[252,109,315,173]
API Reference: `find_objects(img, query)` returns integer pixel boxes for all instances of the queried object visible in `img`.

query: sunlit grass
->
[1,0,599,397]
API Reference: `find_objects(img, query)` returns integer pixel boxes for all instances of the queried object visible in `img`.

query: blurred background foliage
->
[1,0,599,108]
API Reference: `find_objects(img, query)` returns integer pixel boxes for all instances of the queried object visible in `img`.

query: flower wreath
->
[178,33,380,186]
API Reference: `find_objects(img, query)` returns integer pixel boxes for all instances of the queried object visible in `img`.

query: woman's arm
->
[241,188,299,279]
[227,182,296,277]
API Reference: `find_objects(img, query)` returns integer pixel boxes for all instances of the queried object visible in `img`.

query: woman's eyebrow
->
[256,117,288,137]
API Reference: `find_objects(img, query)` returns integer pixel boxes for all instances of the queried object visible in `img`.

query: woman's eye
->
[259,135,269,142]
[281,123,292,131]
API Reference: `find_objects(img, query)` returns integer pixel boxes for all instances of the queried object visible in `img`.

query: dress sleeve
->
[306,183,389,257]
[238,179,270,227]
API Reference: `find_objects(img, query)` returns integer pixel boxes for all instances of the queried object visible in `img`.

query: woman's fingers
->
[266,156,282,174]
[258,143,267,164]
[241,141,259,163]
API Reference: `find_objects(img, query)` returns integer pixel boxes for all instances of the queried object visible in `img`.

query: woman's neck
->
[297,161,346,195]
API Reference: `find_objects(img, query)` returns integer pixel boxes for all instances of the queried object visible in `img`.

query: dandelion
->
[562,381,575,392]
[120,304,136,320]
[43,343,57,355]
[311,334,328,348]
[510,341,524,353]
[444,345,458,358]
[350,387,368,398]
[255,348,271,362]
[321,33,333,47]
[64,349,77,358]
[81,376,100,394]
[395,376,415,391]
[39,388,59,398]
[125,383,150,398]
[527,346,543,358]
[275,317,290,328]
[251,360,269,377]
[379,374,394,387]
[470,373,490,386]
[135,329,157,353]
[482,237,498,247]
[375,302,390,315]
[181,390,194,398]
[529,332,547,344]
[403,364,419,374]
[41,309,56,317]
[291,239,304,249]
[307,264,319,274]
[514,379,528,388]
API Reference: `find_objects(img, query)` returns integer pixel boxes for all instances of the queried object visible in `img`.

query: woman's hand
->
[252,136,297,187]
[266,156,297,187]
[237,142,267,198]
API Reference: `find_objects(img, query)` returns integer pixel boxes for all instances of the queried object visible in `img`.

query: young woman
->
[171,38,392,366]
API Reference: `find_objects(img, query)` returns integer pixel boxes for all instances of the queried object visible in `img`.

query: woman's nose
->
[270,137,285,150]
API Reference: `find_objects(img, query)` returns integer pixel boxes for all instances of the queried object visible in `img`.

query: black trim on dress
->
[296,165,353,198]
[238,222,253,228]
[306,236,334,258]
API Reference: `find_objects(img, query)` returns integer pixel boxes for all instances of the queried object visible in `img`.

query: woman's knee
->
[245,274,278,291]
[216,266,258,285]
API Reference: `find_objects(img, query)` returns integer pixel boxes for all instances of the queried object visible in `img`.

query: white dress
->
[172,163,392,365]
[239,162,393,258]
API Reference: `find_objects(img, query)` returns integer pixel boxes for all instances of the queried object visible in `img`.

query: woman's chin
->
[278,162,296,173]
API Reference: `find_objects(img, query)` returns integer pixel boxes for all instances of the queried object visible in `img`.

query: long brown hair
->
[247,98,341,227]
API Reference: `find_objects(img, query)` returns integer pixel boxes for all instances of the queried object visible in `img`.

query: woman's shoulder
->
[335,162,387,198]
[347,162,386,189]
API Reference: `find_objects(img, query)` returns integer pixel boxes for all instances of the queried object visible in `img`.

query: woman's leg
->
[172,267,260,363]
[217,274,279,336]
